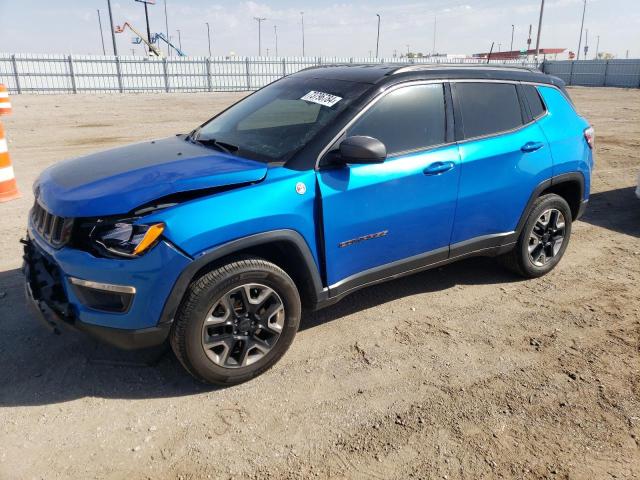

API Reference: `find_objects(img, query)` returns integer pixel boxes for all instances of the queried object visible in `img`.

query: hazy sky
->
[0,0,638,58]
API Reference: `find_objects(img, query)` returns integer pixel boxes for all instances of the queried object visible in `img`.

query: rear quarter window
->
[523,85,546,119]
[456,83,524,139]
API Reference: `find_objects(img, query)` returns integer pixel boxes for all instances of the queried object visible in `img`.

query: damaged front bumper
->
[22,232,189,350]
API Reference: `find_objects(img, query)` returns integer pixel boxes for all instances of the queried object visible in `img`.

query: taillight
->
[584,126,595,149]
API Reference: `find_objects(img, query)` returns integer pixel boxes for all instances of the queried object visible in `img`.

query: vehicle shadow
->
[0,256,522,406]
[580,186,640,238]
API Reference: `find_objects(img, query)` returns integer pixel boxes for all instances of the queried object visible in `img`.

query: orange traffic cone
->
[0,84,11,115]
[0,124,21,202]
[0,84,20,202]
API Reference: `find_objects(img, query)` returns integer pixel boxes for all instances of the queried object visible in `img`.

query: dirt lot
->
[0,87,639,480]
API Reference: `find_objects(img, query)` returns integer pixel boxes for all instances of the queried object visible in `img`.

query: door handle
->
[423,161,455,176]
[521,141,545,153]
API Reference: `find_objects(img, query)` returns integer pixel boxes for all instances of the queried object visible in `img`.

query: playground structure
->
[115,22,187,57]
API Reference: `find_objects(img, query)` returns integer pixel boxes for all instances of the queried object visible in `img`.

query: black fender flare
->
[158,229,326,325]
[515,172,586,237]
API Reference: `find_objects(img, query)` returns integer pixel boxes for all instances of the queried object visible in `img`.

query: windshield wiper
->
[194,137,239,156]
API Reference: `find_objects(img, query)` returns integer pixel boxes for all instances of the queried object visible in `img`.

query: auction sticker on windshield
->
[300,91,342,107]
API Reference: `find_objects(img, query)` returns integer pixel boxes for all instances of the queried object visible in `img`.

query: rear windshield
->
[194,77,371,162]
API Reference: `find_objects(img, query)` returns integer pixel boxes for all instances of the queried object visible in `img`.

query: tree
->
[597,52,615,60]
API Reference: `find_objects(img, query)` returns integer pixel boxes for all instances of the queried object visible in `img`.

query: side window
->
[456,83,524,139]
[347,84,446,155]
[522,85,546,119]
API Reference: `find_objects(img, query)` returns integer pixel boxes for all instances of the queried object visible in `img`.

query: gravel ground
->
[0,88,639,480]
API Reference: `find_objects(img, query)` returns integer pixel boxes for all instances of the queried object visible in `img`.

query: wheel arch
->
[159,230,326,325]
[516,172,585,236]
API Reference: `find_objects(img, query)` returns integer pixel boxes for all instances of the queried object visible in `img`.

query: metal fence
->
[541,59,640,88]
[0,53,539,95]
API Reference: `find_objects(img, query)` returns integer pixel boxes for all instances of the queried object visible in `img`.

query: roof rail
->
[392,63,539,75]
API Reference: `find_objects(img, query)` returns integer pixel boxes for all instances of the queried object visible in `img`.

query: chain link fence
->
[0,53,540,95]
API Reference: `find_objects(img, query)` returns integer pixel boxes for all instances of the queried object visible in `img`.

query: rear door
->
[318,83,460,290]
[450,81,553,248]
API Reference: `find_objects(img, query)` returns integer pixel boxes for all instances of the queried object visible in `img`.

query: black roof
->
[292,63,565,89]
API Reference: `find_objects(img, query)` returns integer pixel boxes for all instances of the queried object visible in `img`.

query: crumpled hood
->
[35,135,267,218]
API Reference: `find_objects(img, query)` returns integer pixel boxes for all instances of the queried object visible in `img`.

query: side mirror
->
[338,136,387,164]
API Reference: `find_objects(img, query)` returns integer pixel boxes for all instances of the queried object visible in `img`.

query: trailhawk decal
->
[300,91,342,107]
[338,230,388,248]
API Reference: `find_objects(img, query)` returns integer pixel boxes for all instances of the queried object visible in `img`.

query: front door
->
[317,83,460,292]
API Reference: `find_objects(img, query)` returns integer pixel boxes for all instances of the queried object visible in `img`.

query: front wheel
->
[170,258,301,385]
[501,193,573,278]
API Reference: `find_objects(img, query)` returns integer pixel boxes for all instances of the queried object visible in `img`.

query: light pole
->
[300,12,305,57]
[164,0,170,56]
[595,35,600,59]
[274,25,278,57]
[534,0,545,62]
[254,17,266,56]
[206,22,212,57]
[577,0,587,60]
[583,29,589,58]
[176,29,182,51]
[432,16,437,56]
[375,14,381,58]
[510,24,514,52]
[106,0,118,56]
[97,9,106,55]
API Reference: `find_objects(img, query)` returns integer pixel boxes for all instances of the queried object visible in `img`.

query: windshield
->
[194,76,371,162]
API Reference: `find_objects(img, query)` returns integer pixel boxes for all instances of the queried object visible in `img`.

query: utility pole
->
[176,29,182,51]
[406,44,410,56]
[164,0,170,57]
[266,48,270,57]
[375,14,381,58]
[274,25,278,57]
[106,0,118,56]
[577,0,587,60]
[535,0,545,62]
[498,43,502,52]
[433,16,437,56]
[254,17,266,56]
[527,24,532,55]
[97,9,106,55]
[595,35,599,59]
[300,12,305,57]
[206,22,212,57]
[136,0,153,47]
[583,29,589,58]
[510,24,514,52]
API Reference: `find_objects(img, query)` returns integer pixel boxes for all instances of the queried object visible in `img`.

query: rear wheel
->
[501,194,572,278]
[170,258,301,385]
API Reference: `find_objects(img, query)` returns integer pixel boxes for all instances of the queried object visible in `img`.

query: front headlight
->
[90,219,165,258]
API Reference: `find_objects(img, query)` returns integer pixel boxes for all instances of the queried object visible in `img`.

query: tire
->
[501,193,573,278]
[170,257,301,385]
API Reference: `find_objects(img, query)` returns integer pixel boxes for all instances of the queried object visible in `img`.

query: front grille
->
[31,201,73,248]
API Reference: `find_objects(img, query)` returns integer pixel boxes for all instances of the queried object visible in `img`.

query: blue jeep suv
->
[24,64,594,384]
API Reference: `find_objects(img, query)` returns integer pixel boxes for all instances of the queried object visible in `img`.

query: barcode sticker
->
[300,91,342,107]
